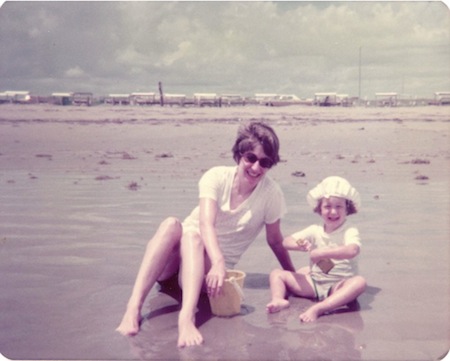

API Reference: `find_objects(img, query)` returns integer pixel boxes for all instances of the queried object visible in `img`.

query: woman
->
[116,122,295,347]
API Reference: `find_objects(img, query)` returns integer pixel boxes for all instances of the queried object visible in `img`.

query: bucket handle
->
[228,276,244,301]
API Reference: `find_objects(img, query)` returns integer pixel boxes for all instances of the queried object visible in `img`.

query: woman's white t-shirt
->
[182,166,286,268]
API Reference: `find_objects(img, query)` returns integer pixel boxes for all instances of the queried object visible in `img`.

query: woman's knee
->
[147,217,182,249]
[160,217,182,238]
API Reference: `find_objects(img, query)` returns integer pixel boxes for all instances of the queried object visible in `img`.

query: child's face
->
[320,196,347,232]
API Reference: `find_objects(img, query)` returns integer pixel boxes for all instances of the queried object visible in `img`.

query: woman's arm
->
[282,235,299,250]
[199,197,226,297]
[266,220,296,272]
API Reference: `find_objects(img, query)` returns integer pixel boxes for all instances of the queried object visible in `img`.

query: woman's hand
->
[205,262,226,298]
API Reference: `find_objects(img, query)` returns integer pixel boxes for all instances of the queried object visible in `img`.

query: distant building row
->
[1,90,450,107]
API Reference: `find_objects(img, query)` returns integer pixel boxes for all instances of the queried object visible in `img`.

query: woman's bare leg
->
[116,217,182,336]
[177,232,207,347]
[300,275,366,322]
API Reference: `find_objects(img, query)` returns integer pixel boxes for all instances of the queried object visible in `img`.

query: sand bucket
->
[208,270,246,317]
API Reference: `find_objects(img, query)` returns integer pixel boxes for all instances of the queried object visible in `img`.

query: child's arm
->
[310,244,360,263]
[283,235,311,251]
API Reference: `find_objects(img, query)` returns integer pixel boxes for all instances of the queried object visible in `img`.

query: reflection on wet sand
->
[125,275,380,360]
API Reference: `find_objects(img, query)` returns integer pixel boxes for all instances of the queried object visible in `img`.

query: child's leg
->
[177,231,207,348]
[116,217,182,336]
[300,275,366,323]
[266,268,316,313]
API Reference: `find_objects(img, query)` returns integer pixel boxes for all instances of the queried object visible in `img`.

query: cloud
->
[64,66,86,78]
[0,1,448,97]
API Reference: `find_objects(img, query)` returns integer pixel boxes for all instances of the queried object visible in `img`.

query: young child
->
[266,176,366,322]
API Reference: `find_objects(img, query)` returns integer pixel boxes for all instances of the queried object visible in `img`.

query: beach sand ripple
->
[0,104,448,360]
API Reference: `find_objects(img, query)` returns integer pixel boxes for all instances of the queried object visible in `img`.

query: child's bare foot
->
[299,306,320,323]
[116,306,141,336]
[266,298,290,313]
[177,314,203,347]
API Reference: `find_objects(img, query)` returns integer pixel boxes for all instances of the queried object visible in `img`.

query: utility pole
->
[358,46,362,106]
[158,81,164,107]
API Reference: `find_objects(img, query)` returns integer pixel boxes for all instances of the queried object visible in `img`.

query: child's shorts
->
[310,275,339,301]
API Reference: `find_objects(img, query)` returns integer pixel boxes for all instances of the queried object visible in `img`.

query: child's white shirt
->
[291,222,361,278]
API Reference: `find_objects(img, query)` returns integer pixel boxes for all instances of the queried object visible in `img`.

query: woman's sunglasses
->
[242,152,274,169]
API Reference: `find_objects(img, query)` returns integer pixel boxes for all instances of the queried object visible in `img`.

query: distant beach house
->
[52,92,74,105]
[130,92,156,105]
[105,94,130,105]
[220,94,245,106]
[1,91,32,104]
[254,93,310,106]
[337,94,351,106]
[254,93,278,105]
[434,92,450,105]
[268,94,306,106]
[314,92,338,106]
[0,92,8,104]
[313,93,352,106]
[73,92,94,106]
[163,93,187,106]
[375,92,398,107]
[193,93,220,107]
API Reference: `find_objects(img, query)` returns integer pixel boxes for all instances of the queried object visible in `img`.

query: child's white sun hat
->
[307,176,361,211]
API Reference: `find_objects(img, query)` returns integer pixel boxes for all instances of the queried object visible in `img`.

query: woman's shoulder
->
[208,165,236,173]
[200,165,236,183]
[202,165,235,175]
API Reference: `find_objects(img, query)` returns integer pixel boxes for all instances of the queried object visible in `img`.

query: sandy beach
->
[0,104,448,361]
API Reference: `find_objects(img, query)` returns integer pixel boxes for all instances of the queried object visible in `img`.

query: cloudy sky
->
[0,1,448,99]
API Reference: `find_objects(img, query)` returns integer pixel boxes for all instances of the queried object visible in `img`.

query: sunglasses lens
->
[243,153,273,169]
[260,159,273,169]
[245,153,258,163]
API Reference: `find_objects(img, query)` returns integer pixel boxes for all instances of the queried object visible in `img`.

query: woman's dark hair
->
[313,199,358,215]
[232,122,280,166]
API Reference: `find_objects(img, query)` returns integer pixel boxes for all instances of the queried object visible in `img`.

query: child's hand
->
[296,239,312,252]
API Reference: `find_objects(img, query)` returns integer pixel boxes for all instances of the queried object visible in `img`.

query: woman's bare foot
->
[116,306,141,336]
[266,298,290,313]
[177,314,203,347]
[299,305,321,323]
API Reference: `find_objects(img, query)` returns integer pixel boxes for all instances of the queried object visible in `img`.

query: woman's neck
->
[230,173,256,209]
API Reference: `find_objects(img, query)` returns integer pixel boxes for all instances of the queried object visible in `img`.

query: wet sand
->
[0,104,448,360]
